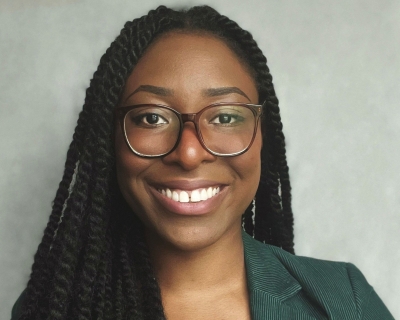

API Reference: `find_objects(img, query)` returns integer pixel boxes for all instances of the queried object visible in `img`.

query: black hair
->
[17,5,294,320]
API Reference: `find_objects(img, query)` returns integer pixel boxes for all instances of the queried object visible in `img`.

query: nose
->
[162,122,217,170]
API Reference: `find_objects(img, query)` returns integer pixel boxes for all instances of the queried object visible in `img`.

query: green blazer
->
[242,231,394,319]
[11,232,394,320]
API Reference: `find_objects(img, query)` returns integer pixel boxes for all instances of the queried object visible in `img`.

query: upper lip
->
[149,180,226,191]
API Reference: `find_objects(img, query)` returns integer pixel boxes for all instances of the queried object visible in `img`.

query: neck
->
[145,227,246,295]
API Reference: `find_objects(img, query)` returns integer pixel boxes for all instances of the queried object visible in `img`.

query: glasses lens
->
[124,106,180,156]
[200,105,256,155]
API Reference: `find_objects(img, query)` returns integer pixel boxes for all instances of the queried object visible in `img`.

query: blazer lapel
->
[243,232,321,320]
[250,291,321,320]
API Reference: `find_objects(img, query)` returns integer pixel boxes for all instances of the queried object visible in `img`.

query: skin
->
[115,32,261,319]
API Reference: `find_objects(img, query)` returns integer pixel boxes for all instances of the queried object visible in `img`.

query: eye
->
[209,113,244,125]
[132,113,169,127]
[144,114,167,125]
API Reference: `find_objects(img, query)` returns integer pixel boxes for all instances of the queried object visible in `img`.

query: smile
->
[158,186,221,203]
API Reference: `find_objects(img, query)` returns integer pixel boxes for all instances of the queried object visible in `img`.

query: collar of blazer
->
[242,231,321,320]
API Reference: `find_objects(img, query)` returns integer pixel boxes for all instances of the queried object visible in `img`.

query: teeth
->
[191,189,201,202]
[200,189,208,200]
[179,191,189,203]
[159,186,221,203]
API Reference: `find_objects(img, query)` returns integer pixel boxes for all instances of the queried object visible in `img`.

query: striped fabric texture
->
[243,231,394,319]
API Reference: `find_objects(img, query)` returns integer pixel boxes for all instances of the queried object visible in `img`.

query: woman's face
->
[115,32,261,251]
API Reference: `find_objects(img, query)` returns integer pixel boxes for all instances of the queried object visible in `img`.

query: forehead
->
[121,32,258,105]
[137,32,248,70]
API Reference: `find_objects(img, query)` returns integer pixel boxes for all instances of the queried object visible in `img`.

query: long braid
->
[135,234,165,320]
[71,48,118,320]
[119,226,143,319]
[19,103,90,320]
[47,145,94,319]
[102,234,113,320]
[112,232,124,320]
[243,200,255,237]
[263,73,294,252]
[90,225,111,320]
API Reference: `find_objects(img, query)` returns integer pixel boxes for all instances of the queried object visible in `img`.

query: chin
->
[146,223,233,253]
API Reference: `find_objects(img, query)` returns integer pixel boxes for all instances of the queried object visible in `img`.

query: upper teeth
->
[159,186,220,203]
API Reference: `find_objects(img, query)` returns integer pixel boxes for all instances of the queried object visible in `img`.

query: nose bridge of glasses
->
[180,113,196,123]
[179,113,201,140]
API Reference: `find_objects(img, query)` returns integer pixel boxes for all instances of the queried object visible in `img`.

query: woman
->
[11,5,393,320]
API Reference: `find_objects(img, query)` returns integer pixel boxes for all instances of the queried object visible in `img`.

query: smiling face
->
[115,32,262,251]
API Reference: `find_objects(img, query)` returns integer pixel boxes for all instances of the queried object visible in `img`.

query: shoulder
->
[242,232,394,319]
[244,231,353,278]
[267,240,365,290]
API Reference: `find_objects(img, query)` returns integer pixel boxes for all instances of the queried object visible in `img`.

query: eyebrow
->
[124,85,174,102]
[124,85,250,102]
[203,87,250,101]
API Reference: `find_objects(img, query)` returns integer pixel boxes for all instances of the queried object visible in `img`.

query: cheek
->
[228,129,262,201]
[114,130,149,206]
[236,128,262,179]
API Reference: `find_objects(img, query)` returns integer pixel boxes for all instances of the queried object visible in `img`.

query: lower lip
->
[148,186,226,216]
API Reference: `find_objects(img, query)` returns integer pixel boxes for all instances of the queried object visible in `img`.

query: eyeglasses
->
[115,102,263,158]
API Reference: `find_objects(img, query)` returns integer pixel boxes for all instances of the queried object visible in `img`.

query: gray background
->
[1,0,399,318]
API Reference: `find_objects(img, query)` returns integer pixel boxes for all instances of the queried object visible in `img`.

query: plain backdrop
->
[1,0,399,319]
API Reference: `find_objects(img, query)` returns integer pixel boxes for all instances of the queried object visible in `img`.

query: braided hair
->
[17,5,294,320]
